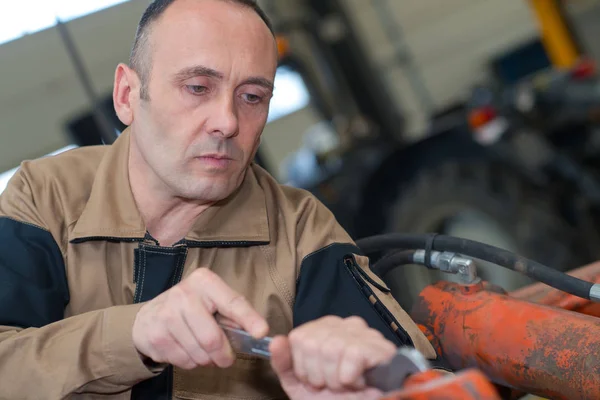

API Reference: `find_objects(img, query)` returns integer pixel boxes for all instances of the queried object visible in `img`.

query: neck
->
[128,147,211,247]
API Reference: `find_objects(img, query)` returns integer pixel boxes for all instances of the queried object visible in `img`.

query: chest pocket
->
[172,355,288,400]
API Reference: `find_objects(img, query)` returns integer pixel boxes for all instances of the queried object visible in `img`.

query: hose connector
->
[413,250,478,283]
[590,284,600,302]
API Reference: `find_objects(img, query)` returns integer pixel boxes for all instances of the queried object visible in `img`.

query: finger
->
[364,336,397,368]
[289,330,310,385]
[303,337,326,389]
[167,306,213,367]
[180,288,236,368]
[321,338,345,391]
[338,345,368,389]
[154,328,196,370]
[269,336,294,378]
[215,315,242,329]
[194,270,268,337]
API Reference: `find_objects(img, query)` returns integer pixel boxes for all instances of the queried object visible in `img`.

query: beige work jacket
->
[0,129,435,399]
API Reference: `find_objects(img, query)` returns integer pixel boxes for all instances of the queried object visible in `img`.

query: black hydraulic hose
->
[356,233,595,301]
[372,250,417,278]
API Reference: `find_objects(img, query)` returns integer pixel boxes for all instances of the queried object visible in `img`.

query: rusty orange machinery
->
[409,262,600,400]
[379,368,501,400]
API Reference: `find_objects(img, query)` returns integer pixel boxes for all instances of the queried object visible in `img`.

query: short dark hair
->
[129,0,274,100]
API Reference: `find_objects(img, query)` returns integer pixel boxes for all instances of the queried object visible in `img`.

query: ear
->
[113,63,138,126]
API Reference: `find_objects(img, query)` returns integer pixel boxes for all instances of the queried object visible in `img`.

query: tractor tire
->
[383,160,590,311]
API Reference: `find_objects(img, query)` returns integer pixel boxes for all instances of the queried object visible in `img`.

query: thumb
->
[269,336,294,378]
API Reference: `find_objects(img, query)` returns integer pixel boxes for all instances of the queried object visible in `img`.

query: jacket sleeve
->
[291,194,437,360]
[0,167,163,399]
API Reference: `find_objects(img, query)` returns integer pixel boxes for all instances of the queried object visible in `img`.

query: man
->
[0,0,437,399]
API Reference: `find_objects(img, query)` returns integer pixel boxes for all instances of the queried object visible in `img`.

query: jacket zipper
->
[344,256,414,347]
[70,236,143,244]
[184,240,270,248]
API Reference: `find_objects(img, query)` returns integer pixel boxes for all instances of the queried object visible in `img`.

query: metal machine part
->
[221,323,440,394]
[589,283,600,301]
[410,279,600,400]
[380,369,501,400]
[220,324,272,359]
[412,250,478,283]
[362,347,430,393]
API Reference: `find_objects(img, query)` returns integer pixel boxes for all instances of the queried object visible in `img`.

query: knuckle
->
[170,353,192,369]
[169,284,189,300]
[382,341,397,356]
[339,370,357,386]
[288,329,305,346]
[191,350,211,366]
[346,316,367,327]
[345,344,365,364]
[192,268,217,284]
[323,315,341,324]
[322,339,343,360]
[157,308,177,327]
[371,328,385,339]
[227,294,249,312]
[201,331,224,353]
[179,358,197,370]
[301,337,320,354]
[148,331,171,354]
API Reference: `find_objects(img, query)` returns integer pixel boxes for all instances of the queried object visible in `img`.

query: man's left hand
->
[269,316,397,400]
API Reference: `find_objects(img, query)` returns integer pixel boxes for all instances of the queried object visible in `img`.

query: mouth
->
[195,154,234,170]
[197,153,233,160]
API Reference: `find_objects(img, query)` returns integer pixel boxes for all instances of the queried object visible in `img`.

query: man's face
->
[130,0,277,202]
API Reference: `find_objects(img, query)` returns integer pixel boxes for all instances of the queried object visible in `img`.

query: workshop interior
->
[5,0,600,398]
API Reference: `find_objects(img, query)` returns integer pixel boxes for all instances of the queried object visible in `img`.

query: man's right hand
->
[132,268,269,370]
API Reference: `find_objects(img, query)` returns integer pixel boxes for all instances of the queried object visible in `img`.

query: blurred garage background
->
[3,0,600,310]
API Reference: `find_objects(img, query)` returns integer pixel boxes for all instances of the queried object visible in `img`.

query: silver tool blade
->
[363,346,431,392]
[220,324,272,359]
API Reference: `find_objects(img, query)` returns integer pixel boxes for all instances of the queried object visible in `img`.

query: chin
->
[177,179,237,202]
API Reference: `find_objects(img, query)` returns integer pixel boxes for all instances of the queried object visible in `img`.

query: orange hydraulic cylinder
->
[379,369,501,400]
[410,280,600,400]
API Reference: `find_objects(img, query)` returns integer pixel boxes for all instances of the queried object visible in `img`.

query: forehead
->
[149,0,277,78]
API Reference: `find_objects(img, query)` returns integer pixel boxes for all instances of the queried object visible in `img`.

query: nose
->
[207,92,239,138]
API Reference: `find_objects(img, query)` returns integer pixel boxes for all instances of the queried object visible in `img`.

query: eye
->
[242,93,263,104]
[186,85,208,95]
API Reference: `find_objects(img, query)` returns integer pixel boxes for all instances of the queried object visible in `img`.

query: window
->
[0,0,129,46]
[267,65,310,123]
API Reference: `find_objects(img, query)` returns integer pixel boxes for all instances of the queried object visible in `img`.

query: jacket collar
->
[70,128,270,245]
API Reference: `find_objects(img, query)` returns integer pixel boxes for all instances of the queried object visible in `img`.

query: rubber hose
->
[372,250,417,278]
[356,233,594,301]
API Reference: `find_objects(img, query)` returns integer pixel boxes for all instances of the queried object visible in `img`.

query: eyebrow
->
[173,65,224,82]
[173,65,274,92]
[243,77,274,92]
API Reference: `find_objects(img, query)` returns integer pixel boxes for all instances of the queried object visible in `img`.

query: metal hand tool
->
[220,323,431,392]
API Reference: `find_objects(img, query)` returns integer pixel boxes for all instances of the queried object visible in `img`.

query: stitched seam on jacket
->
[135,250,148,303]
[134,250,142,286]
[296,242,356,284]
[140,249,181,256]
[176,249,187,283]
[171,250,187,287]
[343,258,407,344]
[261,245,293,309]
